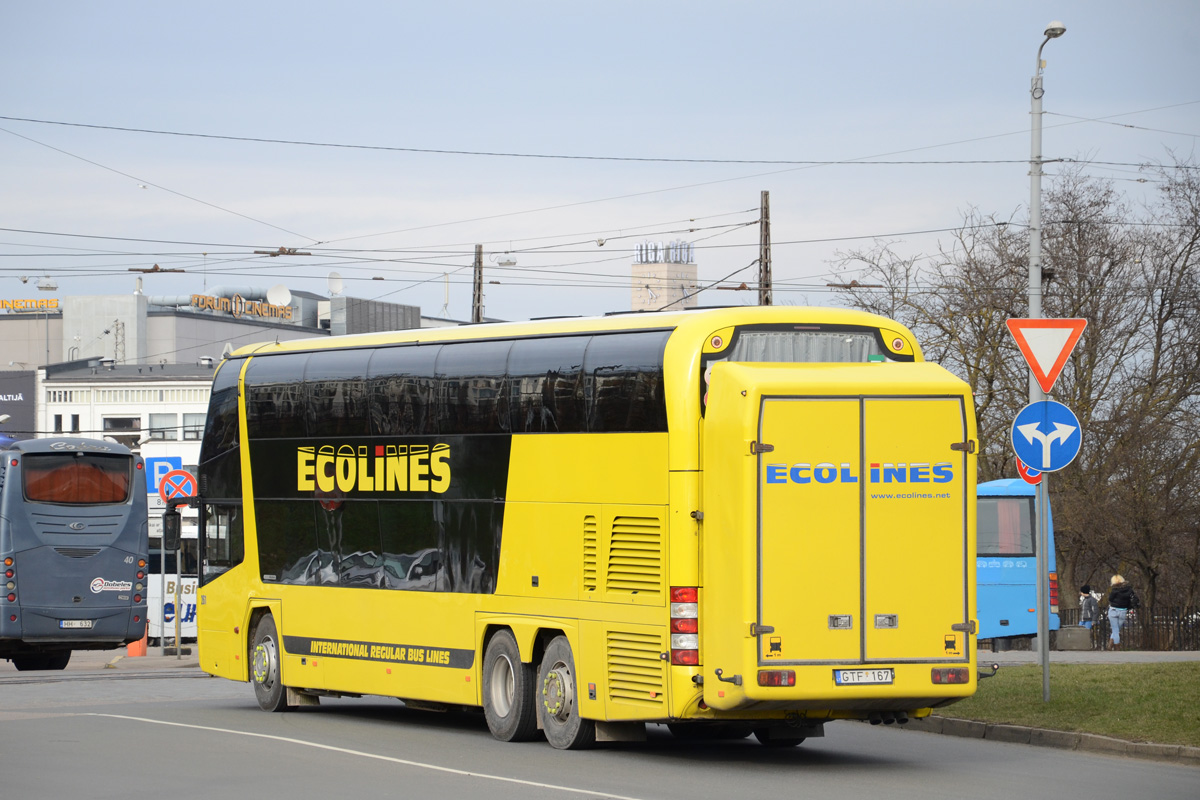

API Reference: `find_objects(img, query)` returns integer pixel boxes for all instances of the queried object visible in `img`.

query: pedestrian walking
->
[1107,574,1138,650]
[1079,585,1100,629]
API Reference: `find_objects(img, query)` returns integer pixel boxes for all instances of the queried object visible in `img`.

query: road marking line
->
[82,713,647,800]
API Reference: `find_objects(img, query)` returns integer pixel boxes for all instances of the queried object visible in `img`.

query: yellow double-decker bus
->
[188,305,978,749]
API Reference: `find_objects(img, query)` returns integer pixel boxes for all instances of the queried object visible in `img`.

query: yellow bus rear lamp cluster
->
[758,670,795,687]
[931,668,970,684]
[670,587,699,665]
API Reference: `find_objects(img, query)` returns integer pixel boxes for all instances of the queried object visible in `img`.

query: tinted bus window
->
[435,341,513,434]
[23,453,132,505]
[245,353,309,439]
[256,500,318,584]
[200,361,245,499]
[507,336,586,433]
[583,331,669,433]
[977,496,1035,556]
[378,502,442,591]
[305,349,371,438]
[368,345,442,436]
[150,537,199,575]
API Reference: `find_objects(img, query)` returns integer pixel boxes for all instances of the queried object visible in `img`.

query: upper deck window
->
[23,452,132,505]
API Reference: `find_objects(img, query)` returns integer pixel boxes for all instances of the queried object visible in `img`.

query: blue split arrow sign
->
[1011,400,1082,473]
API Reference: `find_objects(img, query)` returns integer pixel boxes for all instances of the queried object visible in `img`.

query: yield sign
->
[1006,318,1088,394]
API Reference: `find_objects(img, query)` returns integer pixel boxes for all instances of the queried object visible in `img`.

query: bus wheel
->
[45,652,71,670]
[537,636,595,750]
[752,727,805,747]
[251,615,290,712]
[481,630,538,742]
[12,656,50,671]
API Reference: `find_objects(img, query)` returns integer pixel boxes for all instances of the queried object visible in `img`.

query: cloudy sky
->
[2,1,1197,322]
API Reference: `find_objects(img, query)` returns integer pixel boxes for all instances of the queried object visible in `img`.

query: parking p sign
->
[145,456,183,494]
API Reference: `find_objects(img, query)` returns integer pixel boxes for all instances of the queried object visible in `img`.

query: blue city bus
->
[976,478,1059,643]
[0,438,149,670]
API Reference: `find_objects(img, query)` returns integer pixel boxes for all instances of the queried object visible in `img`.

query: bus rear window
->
[728,330,884,363]
[22,453,133,505]
[977,496,1035,556]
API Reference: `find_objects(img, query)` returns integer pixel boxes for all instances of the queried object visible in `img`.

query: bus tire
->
[752,727,805,747]
[251,615,290,712]
[12,656,50,671]
[45,652,71,670]
[481,629,539,742]
[537,635,595,750]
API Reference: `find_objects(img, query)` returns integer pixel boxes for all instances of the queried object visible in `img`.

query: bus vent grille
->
[54,547,102,558]
[606,516,662,597]
[582,515,598,592]
[607,629,665,709]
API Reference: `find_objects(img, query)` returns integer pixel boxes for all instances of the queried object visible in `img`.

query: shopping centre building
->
[0,283,422,449]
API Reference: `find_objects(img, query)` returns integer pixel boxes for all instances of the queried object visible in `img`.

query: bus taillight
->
[1049,572,1059,614]
[931,668,970,684]
[670,587,699,665]
[758,670,795,687]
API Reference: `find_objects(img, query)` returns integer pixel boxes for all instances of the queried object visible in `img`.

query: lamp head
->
[1044,21,1066,38]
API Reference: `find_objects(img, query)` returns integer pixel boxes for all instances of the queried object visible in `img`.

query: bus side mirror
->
[163,509,181,551]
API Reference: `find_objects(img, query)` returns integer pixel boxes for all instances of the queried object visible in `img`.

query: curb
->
[901,715,1200,766]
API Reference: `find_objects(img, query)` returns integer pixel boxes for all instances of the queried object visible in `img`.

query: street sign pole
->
[1036,474,1050,702]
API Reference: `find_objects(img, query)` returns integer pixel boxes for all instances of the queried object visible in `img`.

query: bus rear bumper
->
[2,604,145,645]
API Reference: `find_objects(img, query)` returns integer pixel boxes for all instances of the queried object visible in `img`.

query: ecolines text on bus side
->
[296,443,451,494]
[766,461,955,485]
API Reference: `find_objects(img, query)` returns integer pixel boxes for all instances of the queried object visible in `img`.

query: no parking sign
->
[158,469,197,504]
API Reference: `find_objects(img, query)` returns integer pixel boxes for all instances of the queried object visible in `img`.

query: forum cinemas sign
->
[190,293,293,321]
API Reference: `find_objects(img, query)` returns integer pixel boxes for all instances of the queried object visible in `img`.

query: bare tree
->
[832,162,1200,607]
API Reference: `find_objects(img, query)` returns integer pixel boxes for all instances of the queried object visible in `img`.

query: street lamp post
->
[1030,20,1065,703]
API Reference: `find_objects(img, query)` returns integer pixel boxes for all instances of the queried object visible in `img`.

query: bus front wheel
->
[537,636,595,750]
[251,615,290,712]
[481,629,539,742]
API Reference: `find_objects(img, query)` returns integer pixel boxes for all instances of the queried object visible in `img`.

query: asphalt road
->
[1,653,1197,800]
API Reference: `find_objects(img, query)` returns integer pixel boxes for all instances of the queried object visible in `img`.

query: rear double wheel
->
[537,635,595,750]
[251,614,290,712]
[481,629,539,742]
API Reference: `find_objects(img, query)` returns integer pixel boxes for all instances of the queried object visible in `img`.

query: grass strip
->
[941,662,1200,747]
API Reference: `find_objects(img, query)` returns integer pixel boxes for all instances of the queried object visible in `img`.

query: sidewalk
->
[981,648,1200,665]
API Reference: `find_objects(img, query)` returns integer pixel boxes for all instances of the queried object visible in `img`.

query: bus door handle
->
[951,621,977,635]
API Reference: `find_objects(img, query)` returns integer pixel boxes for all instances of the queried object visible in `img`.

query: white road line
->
[82,713,647,800]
